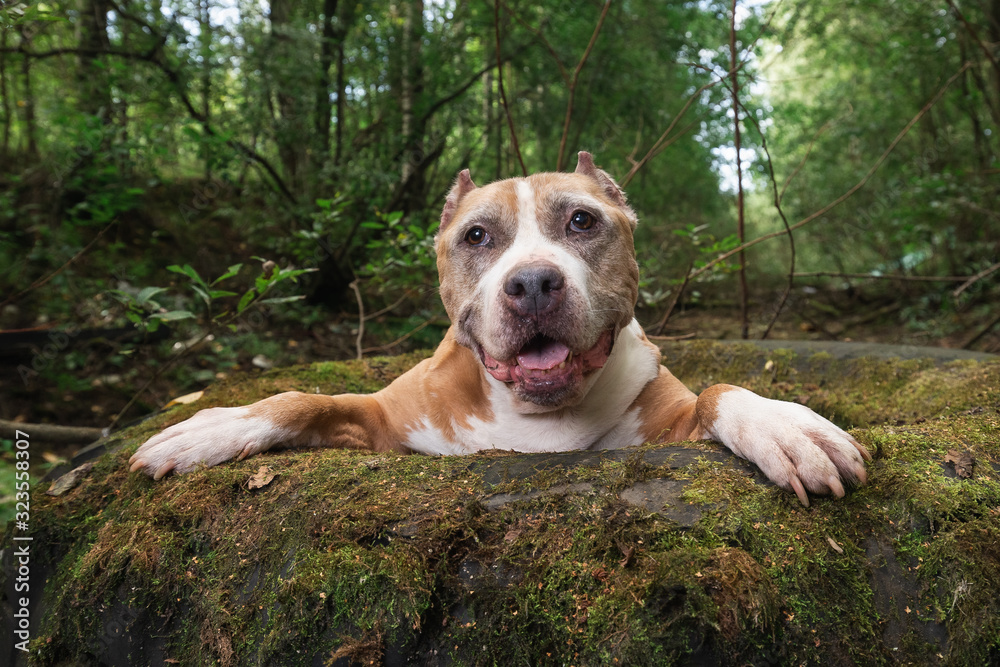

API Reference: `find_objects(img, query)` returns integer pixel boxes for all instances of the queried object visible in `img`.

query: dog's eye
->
[465,226,489,246]
[569,211,595,232]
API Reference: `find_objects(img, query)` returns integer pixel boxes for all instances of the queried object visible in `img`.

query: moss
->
[7,343,1000,665]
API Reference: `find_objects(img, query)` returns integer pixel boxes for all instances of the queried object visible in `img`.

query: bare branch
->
[729,0,749,340]
[494,0,526,176]
[953,261,1000,298]
[687,61,973,282]
[556,0,612,172]
[0,219,117,310]
[350,279,365,360]
[795,271,971,282]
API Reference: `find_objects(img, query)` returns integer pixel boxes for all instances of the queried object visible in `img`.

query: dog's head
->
[435,152,640,411]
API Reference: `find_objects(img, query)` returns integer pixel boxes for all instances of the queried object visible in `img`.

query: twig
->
[945,0,1000,78]
[0,419,105,445]
[953,260,1000,298]
[961,312,1000,350]
[734,99,794,340]
[687,61,973,283]
[796,271,970,282]
[361,317,436,354]
[494,0,526,176]
[0,219,117,310]
[621,1,780,186]
[651,262,693,336]
[621,76,725,187]
[729,0,749,340]
[363,292,409,322]
[500,1,568,84]
[556,0,611,172]
[108,331,214,429]
[349,279,364,360]
[779,115,840,203]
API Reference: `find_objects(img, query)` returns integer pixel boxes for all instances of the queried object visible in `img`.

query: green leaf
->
[208,290,238,299]
[167,264,208,289]
[237,290,257,313]
[360,221,384,230]
[151,310,196,321]
[189,284,211,304]
[258,295,305,305]
[136,286,167,305]
[211,264,243,286]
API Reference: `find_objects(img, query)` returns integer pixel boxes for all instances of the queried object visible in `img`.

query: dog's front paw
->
[129,406,288,479]
[701,386,871,506]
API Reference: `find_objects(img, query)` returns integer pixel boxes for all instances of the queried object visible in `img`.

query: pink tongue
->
[516,339,571,370]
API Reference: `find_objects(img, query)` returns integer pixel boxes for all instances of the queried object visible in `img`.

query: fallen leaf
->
[826,536,844,554]
[46,462,94,496]
[248,465,276,490]
[164,390,204,408]
[616,541,635,568]
[944,449,975,478]
[504,529,522,542]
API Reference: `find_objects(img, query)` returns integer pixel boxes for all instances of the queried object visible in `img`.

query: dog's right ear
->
[440,169,477,232]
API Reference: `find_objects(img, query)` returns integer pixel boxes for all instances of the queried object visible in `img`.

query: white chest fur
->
[404,319,660,455]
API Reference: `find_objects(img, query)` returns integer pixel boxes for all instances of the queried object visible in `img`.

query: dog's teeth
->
[559,362,566,369]
[567,352,573,363]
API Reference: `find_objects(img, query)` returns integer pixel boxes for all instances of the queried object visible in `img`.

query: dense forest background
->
[0,0,998,469]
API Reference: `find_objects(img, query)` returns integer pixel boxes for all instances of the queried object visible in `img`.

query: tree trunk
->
[269,0,307,193]
[316,0,339,162]
[199,0,213,180]
[1,25,10,160]
[76,0,112,123]
[19,26,38,159]
[399,0,425,187]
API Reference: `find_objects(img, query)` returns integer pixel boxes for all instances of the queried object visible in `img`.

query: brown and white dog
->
[130,152,870,506]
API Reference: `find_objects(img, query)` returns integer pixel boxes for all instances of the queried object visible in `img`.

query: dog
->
[130,152,870,506]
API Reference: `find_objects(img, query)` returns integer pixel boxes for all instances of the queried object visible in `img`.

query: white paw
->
[129,406,290,479]
[707,388,871,506]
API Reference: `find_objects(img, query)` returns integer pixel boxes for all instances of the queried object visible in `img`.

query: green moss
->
[10,343,1000,665]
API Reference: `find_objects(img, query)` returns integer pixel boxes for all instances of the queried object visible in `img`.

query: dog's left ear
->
[575,152,637,227]
[439,169,477,233]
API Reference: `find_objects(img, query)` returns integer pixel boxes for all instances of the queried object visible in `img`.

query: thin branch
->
[621,76,725,187]
[729,0,749,340]
[8,27,299,205]
[361,317,436,354]
[494,0,526,176]
[945,0,1000,77]
[0,219,117,310]
[500,1,568,84]
[735,101,794,340]
[795,271,971,282]
[621,1,781,186]
[556,0,611,172]
[961,311,1000,349]
[349,278,364,360]
[952,260,1000,297]
[651,262,693,336]
[0,419,105,445]
[363,292,410,322]
[687,61,973,283]
[779,114,840,203]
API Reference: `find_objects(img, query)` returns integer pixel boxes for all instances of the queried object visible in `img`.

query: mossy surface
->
[4,341,1000,666]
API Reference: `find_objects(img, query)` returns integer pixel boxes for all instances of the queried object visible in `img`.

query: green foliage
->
[110,262,316,335]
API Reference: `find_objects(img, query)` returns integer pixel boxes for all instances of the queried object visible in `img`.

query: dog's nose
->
[504,263,565,317]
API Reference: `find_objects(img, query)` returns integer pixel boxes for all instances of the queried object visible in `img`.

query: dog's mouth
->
[479,329,614,399]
